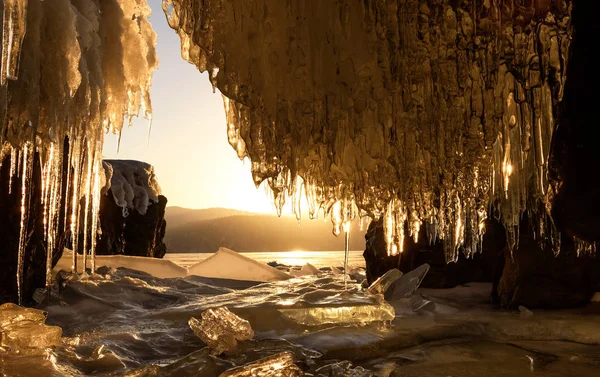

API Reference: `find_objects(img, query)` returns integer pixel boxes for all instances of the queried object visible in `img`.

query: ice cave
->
[1,0,600,376]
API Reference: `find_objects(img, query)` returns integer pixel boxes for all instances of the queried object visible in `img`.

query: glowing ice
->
[189,307,254,355]
[218,351,303,377]
[0,303,62,352]
[278,288,395,327]
[367,269,403,295]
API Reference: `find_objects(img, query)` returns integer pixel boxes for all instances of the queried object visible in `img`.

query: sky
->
[102,0,281,214]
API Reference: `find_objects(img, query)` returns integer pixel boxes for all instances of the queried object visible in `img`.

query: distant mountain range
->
[164,207,367,253]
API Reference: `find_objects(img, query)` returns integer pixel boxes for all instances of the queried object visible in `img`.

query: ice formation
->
[0,303,62,353]
[53,249,188,279]
[188,247,293,282]
[218,351,303,377]
[384,264,430,301]
[189,307,254,355]
[164,0,574,261]
[277,284,396,326]
[0,0,157,303]
[367,269,403,295]
[104,159,163,217]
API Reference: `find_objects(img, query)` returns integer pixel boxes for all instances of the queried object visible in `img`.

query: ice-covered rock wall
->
[164,0,574,262]
[0,0,157,303]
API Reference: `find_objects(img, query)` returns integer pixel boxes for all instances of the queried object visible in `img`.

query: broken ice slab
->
[278,300,395,326]
[367,269,403,295]
[188,248,292,282]
[0,303,62,353]
[384,264,430,301]
[290,263,321,277]
[189,307,254,355]
[331,266,343,275]
[0,303,47,327]
[54,249,189,279]
[219,351,303,377]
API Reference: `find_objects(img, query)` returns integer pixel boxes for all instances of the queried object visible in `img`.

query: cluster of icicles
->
[0,0,157,304]
[164,0,597,261]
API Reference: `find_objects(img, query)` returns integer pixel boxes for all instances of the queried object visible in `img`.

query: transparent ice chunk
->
[278,301,394,326]
[219,351,303,377]
[384,264,430,301]
[0,303,47,327]
[366,269,403,295]
[189,307,254,355]
[0,303,62,352]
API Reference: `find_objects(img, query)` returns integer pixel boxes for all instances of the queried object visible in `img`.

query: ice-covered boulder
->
[94,160,167,259]
[188,248,292,282]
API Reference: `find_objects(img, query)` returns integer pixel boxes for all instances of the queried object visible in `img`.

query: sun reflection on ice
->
[277,250,308,266]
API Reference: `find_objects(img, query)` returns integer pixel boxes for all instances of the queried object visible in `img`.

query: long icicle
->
[343,221,350,290]
[16,142,31,305]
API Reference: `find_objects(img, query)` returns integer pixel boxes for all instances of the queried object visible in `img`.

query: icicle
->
[292,176,303,221]
[89,155,102,273]
[16,142,31,305]
[81,146,94,274]
[343,221,350,290]
[331,200,343,237]
[69,142,82,274]
[1,0,28,84]
[8,147,16,193]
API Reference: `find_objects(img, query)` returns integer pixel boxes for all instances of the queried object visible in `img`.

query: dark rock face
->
[0,148,67,304]
[549,0,600,243]
[363,218,501,289]
[96,191,167,258]
[497,220,600,309]
[365,215,600,309]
